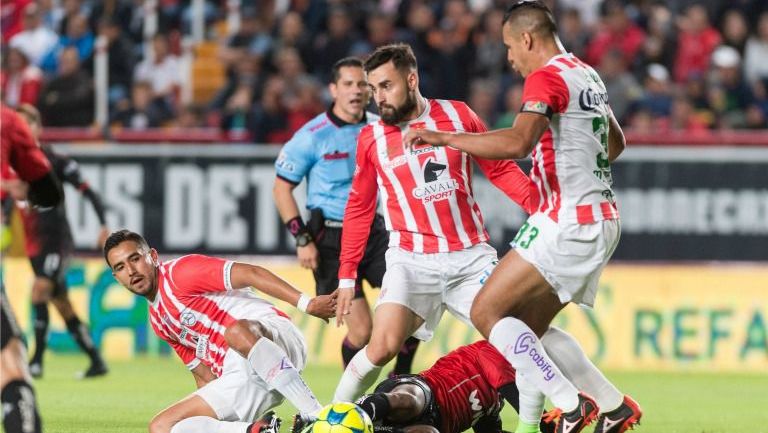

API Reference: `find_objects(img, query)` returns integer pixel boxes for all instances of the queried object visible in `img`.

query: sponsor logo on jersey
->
[578,87,609,111]
[180,309,197,327]
[382,155,408,171]
[412,158,458,203]
[276,152,295,172]
[323,151,350,160]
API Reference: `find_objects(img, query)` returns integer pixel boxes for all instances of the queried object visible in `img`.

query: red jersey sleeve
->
[473,340,517,389]
[455,102,532,213]
[338,126,379,281]
[520,68,570,117]
[1,105,51,182]
[168,254,234,296]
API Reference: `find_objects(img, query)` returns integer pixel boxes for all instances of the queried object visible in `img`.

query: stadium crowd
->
[2,0,768,143]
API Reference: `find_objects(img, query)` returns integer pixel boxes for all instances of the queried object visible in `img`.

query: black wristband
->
[286,216,308,238]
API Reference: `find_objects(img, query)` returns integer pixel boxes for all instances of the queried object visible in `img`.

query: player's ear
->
[523,32,533,50]
[329,82,338,99]
[407,70,418,91]
[149,248,159,266]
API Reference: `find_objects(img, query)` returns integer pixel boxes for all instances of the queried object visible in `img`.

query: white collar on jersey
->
[398,96,431,127]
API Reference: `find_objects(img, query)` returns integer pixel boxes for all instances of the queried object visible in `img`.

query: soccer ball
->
[311,403,374,433]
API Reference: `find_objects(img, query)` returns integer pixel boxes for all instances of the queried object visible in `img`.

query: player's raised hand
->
[335,286,355,327]
[403,128,450,149]
[307,290,338,322]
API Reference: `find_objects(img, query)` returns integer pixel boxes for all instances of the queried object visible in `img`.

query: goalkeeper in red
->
[354,341,554,433]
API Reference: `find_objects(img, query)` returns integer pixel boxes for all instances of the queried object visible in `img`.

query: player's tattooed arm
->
[191,363,215,389]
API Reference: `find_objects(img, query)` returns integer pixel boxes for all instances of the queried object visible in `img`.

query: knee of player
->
[224,319,262,350]
[347,327,372,347]
[470,302,493,335]
[365,342,400,366]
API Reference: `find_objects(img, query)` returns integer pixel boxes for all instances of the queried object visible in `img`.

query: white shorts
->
[195,315,307,422]
[378,242,498,341]
[512,212,620,307]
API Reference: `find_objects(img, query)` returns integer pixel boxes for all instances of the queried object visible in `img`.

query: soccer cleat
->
[544,393,599,433]
[77,362,108,379]
[249,411,282,433]
[29,361,43,379]
[291,412,317,433]
[593,395,642,433]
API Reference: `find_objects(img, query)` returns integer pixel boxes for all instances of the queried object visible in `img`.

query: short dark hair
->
[103,229,150,267]
[502,0,557,36]
[331,57,364,83]
[363,43,417,74]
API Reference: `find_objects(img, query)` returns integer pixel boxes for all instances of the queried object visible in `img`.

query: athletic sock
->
[31,303,49,365]
[341,337,363,369]
[169,416,253,433]
[488,317,579,412]
[515,372,546,430]
[64,316,102,364]
[542,326,623,412]
[1,379,42,433]
[333,347,382,402]
[247,338,322,415]
[392,336,420,375]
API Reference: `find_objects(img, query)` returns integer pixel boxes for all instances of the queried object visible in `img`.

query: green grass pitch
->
[36,354,768,433]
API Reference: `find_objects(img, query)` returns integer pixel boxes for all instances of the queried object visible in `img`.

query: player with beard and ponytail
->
[331,43,532,404]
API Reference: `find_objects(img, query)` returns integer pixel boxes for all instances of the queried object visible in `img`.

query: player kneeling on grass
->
[104,229,337,433]
[319,341,555,433]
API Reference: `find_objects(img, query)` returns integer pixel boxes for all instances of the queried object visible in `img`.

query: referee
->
[273,57,419,372]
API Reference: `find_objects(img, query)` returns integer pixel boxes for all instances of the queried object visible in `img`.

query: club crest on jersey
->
[412,158,458,203]
[180,309,197,327]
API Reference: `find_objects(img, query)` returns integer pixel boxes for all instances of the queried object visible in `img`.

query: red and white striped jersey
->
[147,254,289,377]
[521,53,620,225]
[338,99,531,280]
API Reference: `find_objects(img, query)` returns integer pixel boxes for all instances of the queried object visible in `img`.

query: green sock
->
[514,420,541,433]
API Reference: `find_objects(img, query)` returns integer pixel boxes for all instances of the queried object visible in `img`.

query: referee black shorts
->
[312,214,388,299]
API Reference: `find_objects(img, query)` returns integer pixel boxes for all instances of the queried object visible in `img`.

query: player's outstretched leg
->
[471,250,597,433]
[334,303,422,402]
[225,319,322,415]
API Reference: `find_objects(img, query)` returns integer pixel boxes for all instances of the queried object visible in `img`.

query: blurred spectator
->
[219,8,272,73]
[1,48,43,108]
[37,46,94,126]
[220,84,254,140]
[636,63,673,118]
[1,0,35,42]
[401,1,441,97]
[586,1,646,68]
[558,0,603,30]
[708,46,758,129]
[633,4,676,79]
[40,13,95,74]
[599,50,643,123]
[472,8,507,79]
[558,8,590,59]
[273,11,313,72]
[744,11,768,97]
[494,84,524,129]
[9,3,58,66]
[468,79,497,126]
[98,17,136,106]
[273,46,312,103]
[351,11,398,58]
[210,55,267,113]
[56,0,89,36]
[668,95,710,133]
[89,0,133,34]
[311,6,357,82]
[674,4,721,83]
[112,81,172,129]
[285,76,324,133]
[175,104,206,129]
[134,34,181,110]
[249,76,289,144]
[720,9,749,55]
